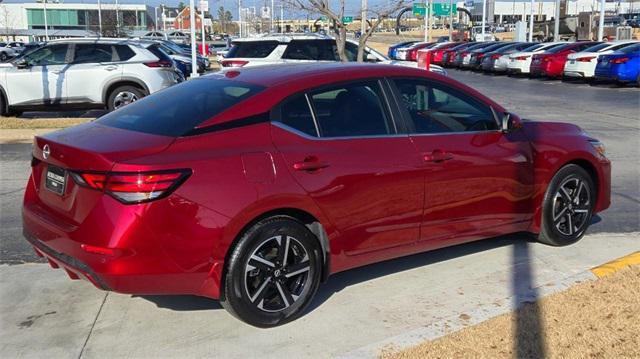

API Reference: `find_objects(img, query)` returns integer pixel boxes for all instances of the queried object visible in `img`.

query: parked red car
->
[23,63,610,327]
[530,41,600,77]
[426,42,460,64]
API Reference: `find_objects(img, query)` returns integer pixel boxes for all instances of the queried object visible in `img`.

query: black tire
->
[221,216,322,327]
[537,164,595,246]
[106,85,145,112]
[0,52,7,62]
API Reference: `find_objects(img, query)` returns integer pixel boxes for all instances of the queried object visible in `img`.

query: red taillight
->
[221,60,249,67]
[610,57,629,64]
[491,54,501,60]
[409,49,419,61]
[514,55,530,60]
[540,56,552,62]
[72,170,191,204]
[577,56,596,62]
[144,60,173,68]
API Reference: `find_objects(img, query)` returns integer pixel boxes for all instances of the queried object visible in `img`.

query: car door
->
[65,43,123,105]
[270,79,425,257]
[389,77,535,244]
[5,44,70,106]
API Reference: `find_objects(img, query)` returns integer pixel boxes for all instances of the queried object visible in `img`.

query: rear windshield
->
[226,41,279,58]
[521,43,544,52]
[96,79,265,137]
[618,43,640,53]
[581,43,610,52]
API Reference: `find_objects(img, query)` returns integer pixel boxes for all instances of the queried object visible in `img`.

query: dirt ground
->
[383,264,640,359]
[0,117,90,129]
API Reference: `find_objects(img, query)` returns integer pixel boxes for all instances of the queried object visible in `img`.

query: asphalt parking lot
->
[1,70,638,357]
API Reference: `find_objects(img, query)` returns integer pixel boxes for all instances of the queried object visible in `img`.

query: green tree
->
[178,2,186,11]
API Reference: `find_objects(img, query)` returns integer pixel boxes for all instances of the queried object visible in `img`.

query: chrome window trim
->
[304,93,321,137]
[271,122,410,141]
[408,129,504,137]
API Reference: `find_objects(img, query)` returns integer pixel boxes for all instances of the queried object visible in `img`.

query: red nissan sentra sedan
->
[23,63,610,327]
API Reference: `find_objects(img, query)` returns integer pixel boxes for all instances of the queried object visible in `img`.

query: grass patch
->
[0,117,91,129]
[383,264,640,359]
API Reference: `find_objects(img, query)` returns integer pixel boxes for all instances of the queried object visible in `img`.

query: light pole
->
[43,0,49,41]
[361,0,367,37]
[448,0,453,40]
[528,0,534,42]
[481,0,487,41]
[200,1,206,56]
[271,0,274,32]
[238,0,242,37]
[597,0,605,40]
[189,0,198,77]
[98,0,103,36]
[553,0,560,41]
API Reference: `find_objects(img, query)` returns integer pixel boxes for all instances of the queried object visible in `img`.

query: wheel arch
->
[102,78,149,105]
[219,207,332,301]
[0,84,9,113]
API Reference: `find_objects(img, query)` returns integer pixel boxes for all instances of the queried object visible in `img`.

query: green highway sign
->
[413,2,457,17]
[342,16,354,24]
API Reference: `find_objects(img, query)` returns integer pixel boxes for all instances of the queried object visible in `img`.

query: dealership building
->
[0,2,161,41]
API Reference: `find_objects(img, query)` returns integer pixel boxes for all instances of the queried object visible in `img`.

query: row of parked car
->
[0,38,212,116]
[389,39,640,86]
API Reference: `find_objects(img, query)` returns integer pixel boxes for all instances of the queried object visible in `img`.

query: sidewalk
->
[1,232,638,358]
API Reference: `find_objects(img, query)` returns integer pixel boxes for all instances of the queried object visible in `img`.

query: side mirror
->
[501,112,522,133]
[15,59,29,69]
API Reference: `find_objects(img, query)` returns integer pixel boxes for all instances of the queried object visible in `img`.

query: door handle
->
[51,70,61,74]
[293,156,330,172]
[104,66,118,71]
[423,150,453,163]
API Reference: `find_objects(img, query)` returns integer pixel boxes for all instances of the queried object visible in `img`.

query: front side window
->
[73,44,114,64]
[22,44,69,66]
[310,81,391,137]
[393,79,497,134]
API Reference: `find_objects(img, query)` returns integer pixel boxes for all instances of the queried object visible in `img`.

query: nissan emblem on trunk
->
[42,144,50,159]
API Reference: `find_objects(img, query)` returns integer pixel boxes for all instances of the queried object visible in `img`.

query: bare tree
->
[356,1,407,62]
[286,0,406,62]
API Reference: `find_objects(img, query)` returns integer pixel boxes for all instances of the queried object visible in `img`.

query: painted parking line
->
[591,251,640,278]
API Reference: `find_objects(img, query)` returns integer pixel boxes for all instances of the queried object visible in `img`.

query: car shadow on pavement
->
[307,232,532,313]
[135,295,223,311]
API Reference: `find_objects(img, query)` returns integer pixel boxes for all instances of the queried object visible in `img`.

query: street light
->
[189,0,198,77]
[43,0,49,41]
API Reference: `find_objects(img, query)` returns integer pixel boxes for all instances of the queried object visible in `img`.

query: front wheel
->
[221,216,322,327]
[107,85,145,111]
[537,164,595,246]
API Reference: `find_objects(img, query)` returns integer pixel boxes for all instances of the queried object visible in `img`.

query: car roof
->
[209,62,437,88]
[47,37,135,45]
[233,33,333,43]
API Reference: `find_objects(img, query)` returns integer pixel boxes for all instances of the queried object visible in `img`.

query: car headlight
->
[588,139,606,158]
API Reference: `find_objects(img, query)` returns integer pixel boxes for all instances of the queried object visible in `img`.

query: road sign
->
[199,0,209,12]
[413,3,426,17]
[342,16,353,24]
[433,3,457,16]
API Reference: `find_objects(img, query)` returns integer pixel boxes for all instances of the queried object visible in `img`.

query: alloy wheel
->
[244,235,311,313]
[552,177,592,236]
[113,91,138,109]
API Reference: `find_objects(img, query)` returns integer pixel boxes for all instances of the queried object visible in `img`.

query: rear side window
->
[282,40,338,61]
[73,44,114,63]
[96,79,265,137]
[146,44,172,62]
[310,81,392,137]
[226,41,279,58]
[619,43,640,53]
[277,95,318,137]
[115,45,135,61]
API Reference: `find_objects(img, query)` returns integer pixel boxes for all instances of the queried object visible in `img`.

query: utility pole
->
[271,0,274,32]
[528,0,534,41]
[597,0,605,40]
[280,3,283,33]
[481,0,487,41]
[189,0,198,77]
[43,0,49,41]
[429,0,433,41]
[115,0,120,30]
[361,0,367,37]
[424,3,429,41]
[553,0,560,41]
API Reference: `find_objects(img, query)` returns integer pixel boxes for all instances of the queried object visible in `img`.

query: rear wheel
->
[221,216,322,327]
[537,164,595,246]
[107,85,145,111]
[0,52,8,62]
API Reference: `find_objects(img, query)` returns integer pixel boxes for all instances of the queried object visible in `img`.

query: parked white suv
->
[220,33,446,75]
[0,38,181,116]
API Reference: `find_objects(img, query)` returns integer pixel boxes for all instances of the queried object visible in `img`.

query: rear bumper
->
[22,176,225,299]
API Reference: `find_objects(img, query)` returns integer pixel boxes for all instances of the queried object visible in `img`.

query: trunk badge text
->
[43,144,50,159]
